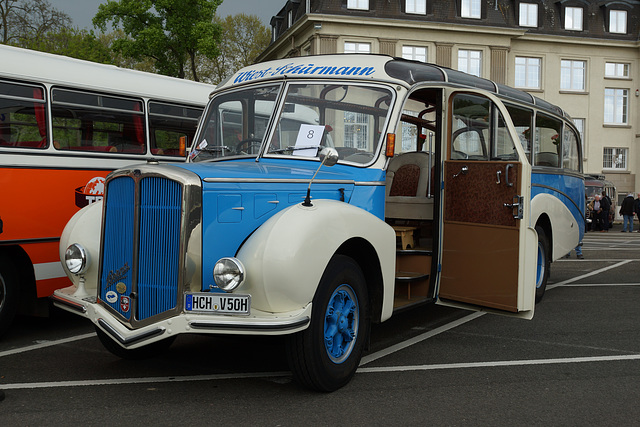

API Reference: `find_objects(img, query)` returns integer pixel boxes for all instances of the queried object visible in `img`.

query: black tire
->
[286,254,370,392]
[95,326,176,360]
[535,225,550,303]
[0,252,19,337]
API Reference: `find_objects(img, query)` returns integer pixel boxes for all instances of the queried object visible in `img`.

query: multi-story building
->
[258,0,640,208]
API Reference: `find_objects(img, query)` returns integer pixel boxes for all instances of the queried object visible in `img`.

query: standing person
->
[619,193,635,232]
[600,191,610,232]
[593,195,602,231]
[635,193,640,233]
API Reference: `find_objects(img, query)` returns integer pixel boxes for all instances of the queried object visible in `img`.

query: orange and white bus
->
[0,44,213,335]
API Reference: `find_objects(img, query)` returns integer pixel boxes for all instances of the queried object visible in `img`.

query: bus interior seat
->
[385,151,434,220]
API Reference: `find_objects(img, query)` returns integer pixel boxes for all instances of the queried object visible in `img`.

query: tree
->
[92,0,223,81]
[20,27,114,64]
[0,0,70,45]
[204,13,270,85]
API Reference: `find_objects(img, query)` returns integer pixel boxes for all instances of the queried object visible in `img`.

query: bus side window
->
[534,113,562,167]
[0,80,48,149]
[451,93,490,160]
[494,107,518,161]
[149,101,202,156]
[51,88,145,154]
[563,126,580,172]
[504,104,533,164]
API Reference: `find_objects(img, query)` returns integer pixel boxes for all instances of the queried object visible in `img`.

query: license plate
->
[185,293,250,315]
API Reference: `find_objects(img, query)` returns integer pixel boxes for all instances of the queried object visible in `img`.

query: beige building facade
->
[258,0,640,207]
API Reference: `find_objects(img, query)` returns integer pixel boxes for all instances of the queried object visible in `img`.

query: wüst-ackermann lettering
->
[233,63,376,84]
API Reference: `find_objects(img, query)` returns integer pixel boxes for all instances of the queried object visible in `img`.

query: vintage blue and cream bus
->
[53,54,584,391]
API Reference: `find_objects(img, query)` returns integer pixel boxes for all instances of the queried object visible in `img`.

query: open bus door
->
[437,91,536,318]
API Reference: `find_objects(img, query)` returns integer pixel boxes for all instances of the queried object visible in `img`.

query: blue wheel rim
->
[324,284,359,364]
[536,241,545,289]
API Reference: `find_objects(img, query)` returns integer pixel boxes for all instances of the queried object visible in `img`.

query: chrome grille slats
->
[97,164,202,328]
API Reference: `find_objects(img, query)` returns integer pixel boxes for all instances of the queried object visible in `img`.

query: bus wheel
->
[286,255,369,392]
[535,226,550,303]
[0,253,19,337]
[95,326,176,360]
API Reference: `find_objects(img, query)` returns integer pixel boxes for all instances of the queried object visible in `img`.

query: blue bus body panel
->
[174,158,386,292]
[532,171,585,241]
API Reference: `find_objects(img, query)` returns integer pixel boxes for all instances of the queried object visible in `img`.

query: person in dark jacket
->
[619,193,635,232]
[634,193,640,233]
[600,191,611,232]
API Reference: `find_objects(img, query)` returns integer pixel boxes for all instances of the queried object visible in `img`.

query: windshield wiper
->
[268,145,321,154]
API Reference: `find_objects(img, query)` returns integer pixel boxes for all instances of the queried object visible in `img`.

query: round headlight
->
[213,257,245,292]
[64,244,89,275]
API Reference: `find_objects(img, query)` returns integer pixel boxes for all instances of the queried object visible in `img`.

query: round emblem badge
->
[116,282,127,294]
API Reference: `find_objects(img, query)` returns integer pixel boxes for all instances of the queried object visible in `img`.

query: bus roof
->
[0,44,213,105]
[224,54,570,122]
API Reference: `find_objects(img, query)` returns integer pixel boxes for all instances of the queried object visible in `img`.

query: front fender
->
[237,199,396,315]
[58,201,103,293]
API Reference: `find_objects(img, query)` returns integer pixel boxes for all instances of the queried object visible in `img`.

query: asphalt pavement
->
[1,224,639,425]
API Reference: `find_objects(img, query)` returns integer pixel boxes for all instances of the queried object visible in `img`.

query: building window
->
[461,0,481,19]
[605,62,630,78]
[514,57,541,89]
[344,42,371,54]
[603,147,627,170]
[572,118,585,158]
[604,88,628,125]
[565,7,583,31]
[560,60,586,91]
[519,3,538,27]
[609,10,627,34]
[458,49,482,77]
[344,112,369,149]
[402,46,427,62]
[287,10,293,27]
[347,0,369,10]
[406,0,427,15]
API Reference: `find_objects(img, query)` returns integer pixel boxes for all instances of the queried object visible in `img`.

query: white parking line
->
[0,332,96,358]
[357,354,640,373]
[547,260,633,290]
[360,312,485,366]
[4,354,639,390]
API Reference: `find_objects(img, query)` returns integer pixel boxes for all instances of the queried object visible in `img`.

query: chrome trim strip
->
[203,178,355,184]
[51,294,87,314]
[189,317,310,332]
[1,237,60,245]
[97,318,166,346]
[355,181,385,186]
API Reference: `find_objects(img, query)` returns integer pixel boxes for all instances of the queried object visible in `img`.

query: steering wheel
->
[235,138,263,155]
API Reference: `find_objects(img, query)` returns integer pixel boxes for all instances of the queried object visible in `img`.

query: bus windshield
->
[191,82,394,164]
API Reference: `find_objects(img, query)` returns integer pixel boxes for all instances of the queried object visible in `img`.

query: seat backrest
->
[386,151,431,198]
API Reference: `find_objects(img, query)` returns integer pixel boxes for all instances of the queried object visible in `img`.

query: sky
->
[47,0,285,30]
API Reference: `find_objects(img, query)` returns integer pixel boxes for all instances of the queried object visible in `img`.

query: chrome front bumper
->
[52,286,311,349]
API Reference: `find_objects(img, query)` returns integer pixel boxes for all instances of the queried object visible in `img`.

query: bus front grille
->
[99,174,182,323]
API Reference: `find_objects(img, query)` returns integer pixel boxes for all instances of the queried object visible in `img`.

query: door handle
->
[505,164,514,187]
[496,170,502,184]
[453,165,468,178]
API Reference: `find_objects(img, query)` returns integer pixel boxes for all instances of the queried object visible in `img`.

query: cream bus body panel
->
[237,199,397,321]
[531,193,580,260]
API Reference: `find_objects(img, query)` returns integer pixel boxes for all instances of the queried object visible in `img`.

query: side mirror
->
[318,147,339,167]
